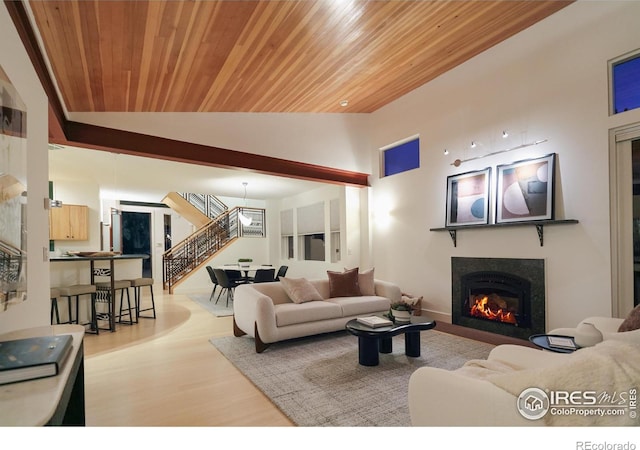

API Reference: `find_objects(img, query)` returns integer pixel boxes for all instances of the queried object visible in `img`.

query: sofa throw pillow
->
[327,267,361,298]
[345,267,375,296]
[618,304,640,332]
[280,277,323,304]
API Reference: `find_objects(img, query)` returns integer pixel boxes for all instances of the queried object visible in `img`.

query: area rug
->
[209,330,495,426]
[187,292,234,317]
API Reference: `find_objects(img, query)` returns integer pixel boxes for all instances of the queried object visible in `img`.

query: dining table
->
[50,252,149,332]
[218,264,273,282]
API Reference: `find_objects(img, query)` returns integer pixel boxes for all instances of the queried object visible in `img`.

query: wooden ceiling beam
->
[62,121,369,187]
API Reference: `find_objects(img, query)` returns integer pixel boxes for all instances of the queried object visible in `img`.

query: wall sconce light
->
[443,149,449,155]
[45,198,63,209]
[502,130,509,138]
[471,141,476,148]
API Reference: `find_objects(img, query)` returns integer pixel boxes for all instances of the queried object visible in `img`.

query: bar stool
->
[95,280,134,327]
[50,287,63,324]
[56,284,98,334]
[127,278,156,320]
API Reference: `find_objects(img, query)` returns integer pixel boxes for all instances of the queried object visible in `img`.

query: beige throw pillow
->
[344,267,375,296]
[280,277,323,304]
[618,304,640,332]
[358,268,375,296]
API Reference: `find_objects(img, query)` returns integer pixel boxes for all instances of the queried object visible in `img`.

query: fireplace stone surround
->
[451,257,546,340]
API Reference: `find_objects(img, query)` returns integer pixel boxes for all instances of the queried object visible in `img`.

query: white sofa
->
[232,278,401,352]
[409,316,640,426]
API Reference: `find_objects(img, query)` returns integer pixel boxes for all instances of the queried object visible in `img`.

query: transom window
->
[611,50,640,115]
[380,136,420,177]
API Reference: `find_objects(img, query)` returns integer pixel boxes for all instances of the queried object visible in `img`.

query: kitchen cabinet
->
[50,204,88,240]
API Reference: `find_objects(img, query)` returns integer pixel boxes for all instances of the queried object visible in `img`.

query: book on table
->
[356,316,393,328]
[0,334,73,385]
[547,335,577,350]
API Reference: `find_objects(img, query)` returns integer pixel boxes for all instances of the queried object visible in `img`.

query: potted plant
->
[390,301,412,323]
[238,258,253,268]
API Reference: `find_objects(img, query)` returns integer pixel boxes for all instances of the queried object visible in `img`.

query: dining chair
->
[205,266,219,301]
[251,268,276,283]
[276,265,289,280]
[225,268,248,284]
[213,268,240,307]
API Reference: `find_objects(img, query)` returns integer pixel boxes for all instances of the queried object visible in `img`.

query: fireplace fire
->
[468,294,517,324]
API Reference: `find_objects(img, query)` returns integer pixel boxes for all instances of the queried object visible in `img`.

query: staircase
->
[161,193,265,293]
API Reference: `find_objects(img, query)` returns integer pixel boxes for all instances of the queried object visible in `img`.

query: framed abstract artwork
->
[445,168,491,227]
[496,153,556,224]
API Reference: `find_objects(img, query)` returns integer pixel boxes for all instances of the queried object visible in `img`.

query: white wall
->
[368,1,640,331]
[0,3,50,333]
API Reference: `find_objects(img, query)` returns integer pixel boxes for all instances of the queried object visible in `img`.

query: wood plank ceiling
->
[28,0,573,114]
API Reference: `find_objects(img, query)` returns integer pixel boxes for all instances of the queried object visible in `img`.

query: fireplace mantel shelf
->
[430,219,579,247]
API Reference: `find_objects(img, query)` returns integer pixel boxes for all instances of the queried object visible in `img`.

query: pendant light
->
[238,182,252,226]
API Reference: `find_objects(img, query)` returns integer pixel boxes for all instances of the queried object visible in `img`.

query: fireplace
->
[451,257,545,339]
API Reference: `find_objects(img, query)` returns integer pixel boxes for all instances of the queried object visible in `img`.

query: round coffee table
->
[345,315,436,366]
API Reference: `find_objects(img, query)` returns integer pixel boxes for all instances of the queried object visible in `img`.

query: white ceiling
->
[49,145,331,203]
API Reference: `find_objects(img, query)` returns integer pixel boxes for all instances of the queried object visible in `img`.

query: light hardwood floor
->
[82,288,293,426]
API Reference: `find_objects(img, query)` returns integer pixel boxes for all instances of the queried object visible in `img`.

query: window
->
[297,202,325,261]
[611,50,640,114]
[381,136,420,177]
[300,234,325,261]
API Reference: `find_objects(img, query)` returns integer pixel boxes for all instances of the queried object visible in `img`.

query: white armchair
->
[409,313,640,426]
[409,338,640,427]
[549,316,640,344]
